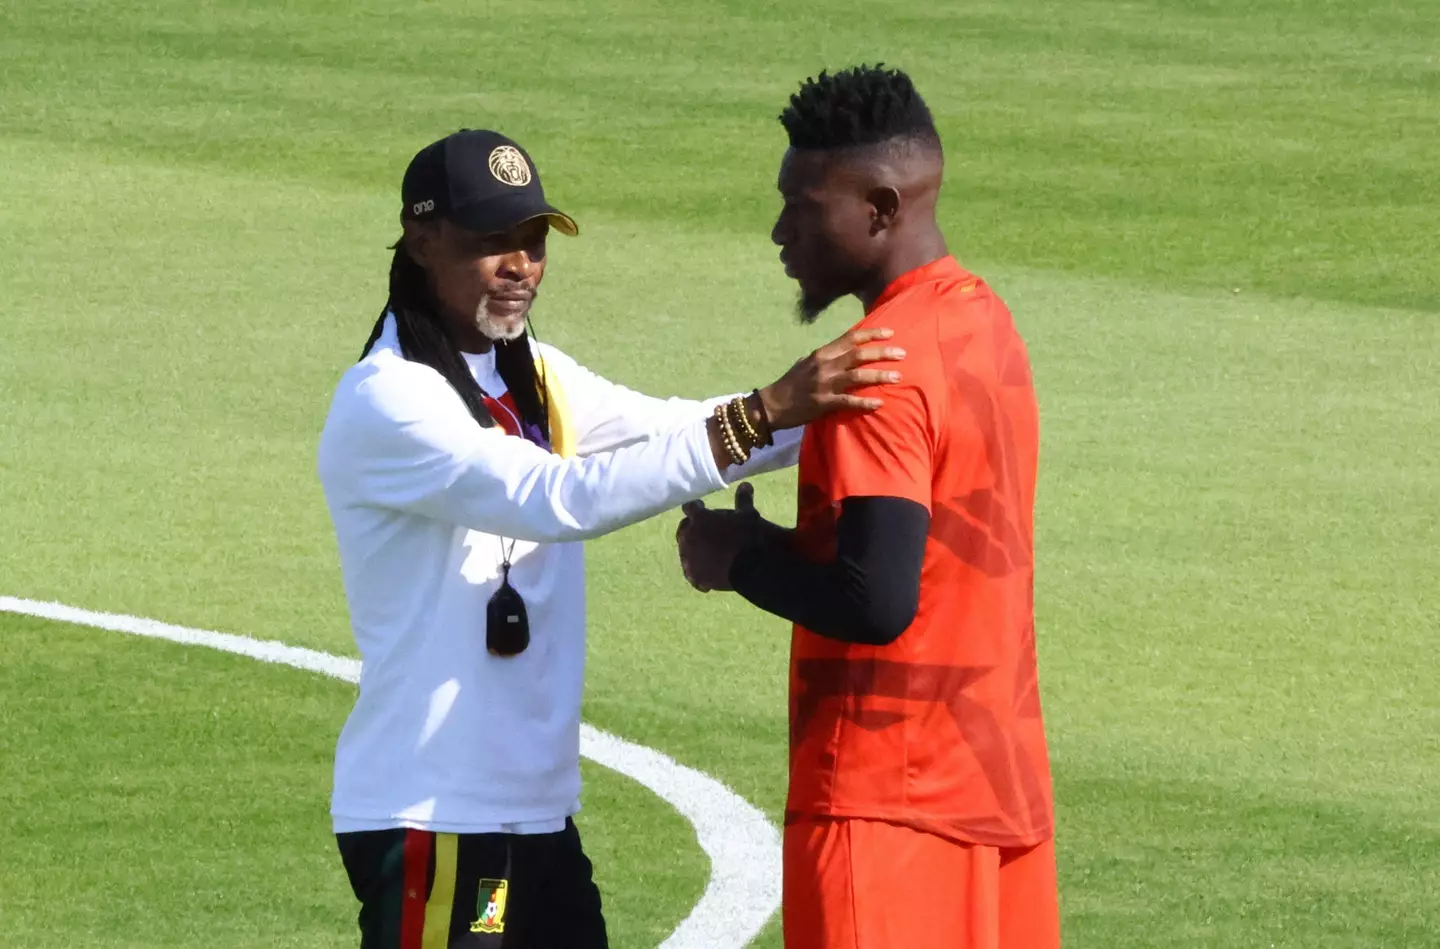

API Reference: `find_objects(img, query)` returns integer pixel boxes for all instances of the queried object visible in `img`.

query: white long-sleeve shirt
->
[317,316,800,834]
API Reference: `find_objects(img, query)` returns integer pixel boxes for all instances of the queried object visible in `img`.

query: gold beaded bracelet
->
[729,395,762,447]
[725,410,750,465]
[714,402,750,466]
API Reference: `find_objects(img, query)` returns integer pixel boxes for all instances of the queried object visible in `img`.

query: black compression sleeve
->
[729,495,929,645]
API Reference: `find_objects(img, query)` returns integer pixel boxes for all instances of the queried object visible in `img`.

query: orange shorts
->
[783,817,1060,949]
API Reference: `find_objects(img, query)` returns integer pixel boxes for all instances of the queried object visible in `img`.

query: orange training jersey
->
[787,256,1054,849]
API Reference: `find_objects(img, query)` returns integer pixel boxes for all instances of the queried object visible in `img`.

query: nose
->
[771,215,788,247]
[495,249,537,283]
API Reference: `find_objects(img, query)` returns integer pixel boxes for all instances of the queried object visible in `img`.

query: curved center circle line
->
[0,595,781,949]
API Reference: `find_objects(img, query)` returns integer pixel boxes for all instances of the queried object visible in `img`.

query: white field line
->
[0,595,781,949]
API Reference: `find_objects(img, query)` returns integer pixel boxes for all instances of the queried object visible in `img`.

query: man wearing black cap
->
[316,129,905,948]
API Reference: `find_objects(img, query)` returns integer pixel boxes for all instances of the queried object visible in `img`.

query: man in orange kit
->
[677,64,1060,949]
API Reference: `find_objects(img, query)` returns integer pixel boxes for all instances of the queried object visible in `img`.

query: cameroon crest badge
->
[471,879,509,934]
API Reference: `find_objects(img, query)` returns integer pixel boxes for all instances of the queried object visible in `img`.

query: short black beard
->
[797,289,838,324]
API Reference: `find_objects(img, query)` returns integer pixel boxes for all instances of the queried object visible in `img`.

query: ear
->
[401,219,439,268]
[866,186,901,236]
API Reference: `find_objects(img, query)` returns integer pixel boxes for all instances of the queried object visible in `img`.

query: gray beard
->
[476,296,529,342]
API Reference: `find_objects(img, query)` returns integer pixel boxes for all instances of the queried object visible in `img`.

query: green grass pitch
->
[1,1,1436,946]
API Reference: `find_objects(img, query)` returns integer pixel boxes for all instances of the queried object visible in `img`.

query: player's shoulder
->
[856,292,947,381]
[904,268,1021,355]
[870,267,1003,331]
[930,267,1007,319]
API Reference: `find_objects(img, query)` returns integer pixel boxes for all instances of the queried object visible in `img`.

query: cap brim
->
[449,193,579,238]
[525,210,579,237]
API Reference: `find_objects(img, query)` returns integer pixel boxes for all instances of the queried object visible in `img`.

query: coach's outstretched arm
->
[318,329,903,544]
[532,344,807,480]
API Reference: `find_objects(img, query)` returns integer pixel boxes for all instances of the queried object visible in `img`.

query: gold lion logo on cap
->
[488,146,532,187]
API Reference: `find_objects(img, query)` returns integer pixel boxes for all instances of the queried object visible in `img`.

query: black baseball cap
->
[401,129,578,237]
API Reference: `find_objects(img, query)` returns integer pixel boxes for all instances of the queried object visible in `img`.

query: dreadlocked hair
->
[779,63,939,152]
[361,242,550,445]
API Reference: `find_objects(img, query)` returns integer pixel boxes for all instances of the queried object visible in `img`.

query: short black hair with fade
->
[779,64,939,151]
